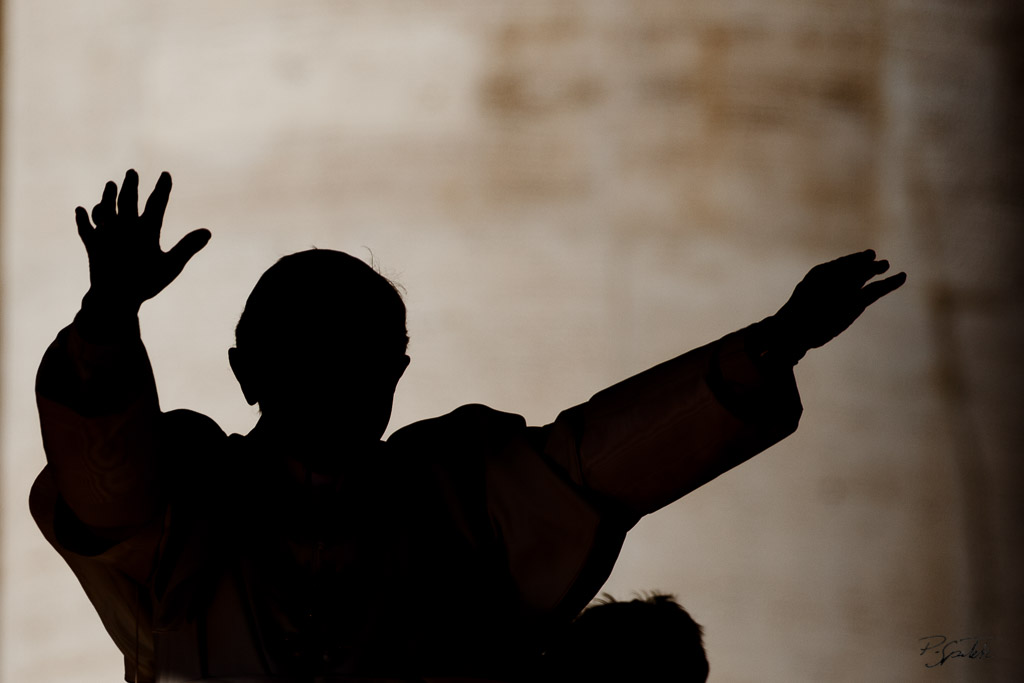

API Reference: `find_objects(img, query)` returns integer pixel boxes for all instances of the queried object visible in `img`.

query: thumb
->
[166,229,211,274]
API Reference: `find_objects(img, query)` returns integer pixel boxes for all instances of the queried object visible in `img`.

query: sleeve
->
[539,320,802,518]
[29,467,163,683]
[31,305,227,682]
[30,306,165,682]
[34,306,164,536]
[484,321,802,622]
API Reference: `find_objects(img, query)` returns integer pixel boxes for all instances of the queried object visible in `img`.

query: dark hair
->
[542,593,708,683]
[235,248,408,361]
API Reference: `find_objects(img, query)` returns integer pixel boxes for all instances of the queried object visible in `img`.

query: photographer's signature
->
[919,635,992,668]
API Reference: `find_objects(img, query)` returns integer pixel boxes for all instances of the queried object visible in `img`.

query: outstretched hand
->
[771,250,906,362]
[76,169,210,313]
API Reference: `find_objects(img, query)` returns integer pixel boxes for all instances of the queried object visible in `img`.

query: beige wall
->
[2,2,1021,681]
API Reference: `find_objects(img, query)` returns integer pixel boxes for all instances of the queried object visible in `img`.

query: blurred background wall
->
[1,1,1021,681]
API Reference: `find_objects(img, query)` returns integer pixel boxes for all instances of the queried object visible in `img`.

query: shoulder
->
[156,409,228,473]
[158,408,228,445]
[386,405,533,472]
[388,404,527,452]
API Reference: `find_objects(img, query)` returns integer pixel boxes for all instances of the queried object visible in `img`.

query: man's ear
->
[229,347,259,406]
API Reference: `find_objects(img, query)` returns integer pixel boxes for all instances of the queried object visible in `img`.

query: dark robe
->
[31,310,800,682]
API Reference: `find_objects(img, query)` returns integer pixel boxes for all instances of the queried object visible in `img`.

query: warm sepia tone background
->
[1,2,1021,681]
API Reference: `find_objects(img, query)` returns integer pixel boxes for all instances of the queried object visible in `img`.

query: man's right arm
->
[35,303,164,537]
[33,169,211,543]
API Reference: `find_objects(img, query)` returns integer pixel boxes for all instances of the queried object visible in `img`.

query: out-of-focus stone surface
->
[1,1,1020,681]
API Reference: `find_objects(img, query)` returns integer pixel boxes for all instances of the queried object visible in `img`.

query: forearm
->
[36,300,164,530]
[541,323,802,519]
[34,169,210,535]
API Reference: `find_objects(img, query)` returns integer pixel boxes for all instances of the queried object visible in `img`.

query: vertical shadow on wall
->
[0,0,7,672]
[926,285,995,631]
[995,0,1024,643]
[923,0,1024,647]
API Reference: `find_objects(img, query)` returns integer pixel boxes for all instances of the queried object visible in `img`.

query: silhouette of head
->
[542,593,709,683]
[229,249,410,448]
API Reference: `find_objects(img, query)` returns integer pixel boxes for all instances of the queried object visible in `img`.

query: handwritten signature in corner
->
[919,635,993,668]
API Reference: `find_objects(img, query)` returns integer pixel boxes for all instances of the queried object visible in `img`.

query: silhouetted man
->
[31,171,905,682]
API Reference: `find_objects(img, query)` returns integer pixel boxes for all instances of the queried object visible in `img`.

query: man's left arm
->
[540,249,906,518]
[490,251,904,620]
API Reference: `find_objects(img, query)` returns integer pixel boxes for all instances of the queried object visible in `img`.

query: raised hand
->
[769,250,906,363]
[76,169,210,314]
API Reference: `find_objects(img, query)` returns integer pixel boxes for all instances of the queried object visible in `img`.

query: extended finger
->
[851,258,891,286]
[165,228,211,277]
[809,249,876,281]
[860,272,907,307]
[829,249,876,268]
[142,171,173,233]
[117,169,139,219]
[834,251,890,287]
[91,181,118,225]
[75,207,93,244]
